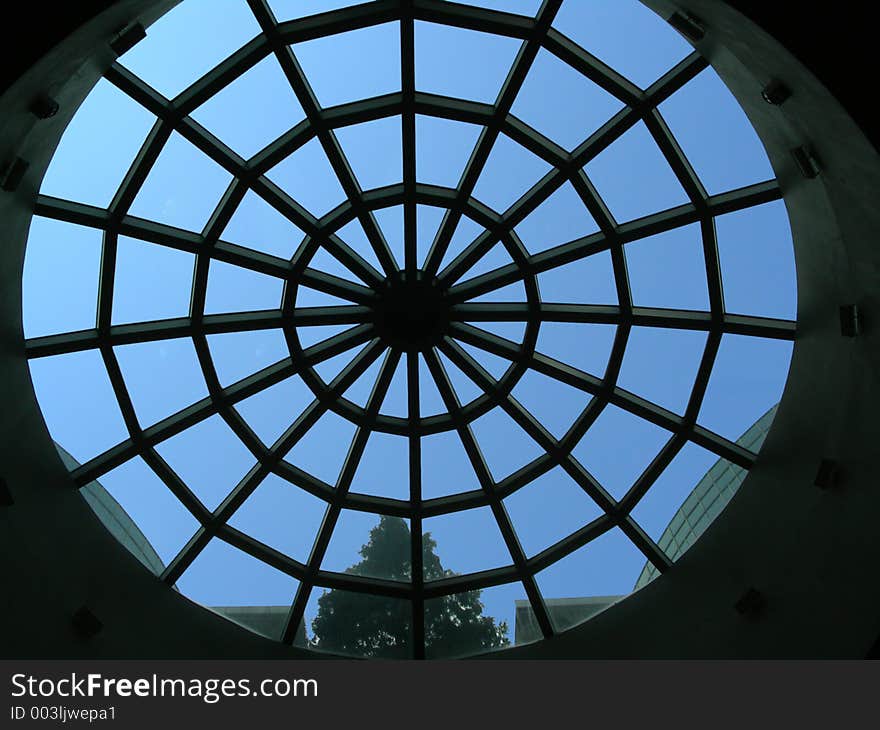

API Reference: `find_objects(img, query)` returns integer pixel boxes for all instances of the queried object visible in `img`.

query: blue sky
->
[23,0,796,655]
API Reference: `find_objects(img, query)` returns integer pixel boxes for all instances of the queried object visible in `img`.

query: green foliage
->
[310,516,510,658]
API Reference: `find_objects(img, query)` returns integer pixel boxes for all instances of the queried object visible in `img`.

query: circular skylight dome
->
[23,0,797,658]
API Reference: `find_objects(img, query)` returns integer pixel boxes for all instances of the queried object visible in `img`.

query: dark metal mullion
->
[422,0,564,275]
[406,351,424,658]
[423,349,554,639]
[281,348,398,645]
[401,2,417,276]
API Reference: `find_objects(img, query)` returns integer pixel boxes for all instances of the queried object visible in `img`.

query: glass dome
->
[22,0,797,658]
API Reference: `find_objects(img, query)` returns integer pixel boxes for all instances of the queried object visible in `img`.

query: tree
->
[310,516,510,658]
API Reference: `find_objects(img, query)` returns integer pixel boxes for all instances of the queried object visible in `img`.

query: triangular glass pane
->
[234,374,314,447]
[469,406,544,482]
[380,356,409,418]
[313,341,370,383]
[698,334,792,442]
[457,242,513,282]
[373,205,404,270]
[335,116,402,190]
[23,217,101,338]
[112,236,194,324]
[177,538,299,640]
[341,353,384,408]
[472,133,552,213]
[323,512,412,580]
[268,0,358,21]
[572,404,672,499]
[285,410,357,485]
[423,505,512,576]
[415,21,521,104]
[350,431,410,500]
[129,131,233,232]
[293,22,401,108]
[155,413,256,511]
[308,246,365,283]
[229,472,327,564]
[337,217,385,273]
[39,79,155,208]
[418,353,447,418]
[297,323,352,349]
[207,328,288,387]
[715,200,797,320]
[437,350,483,405]
[472,320,527,343]
[504,466,603,557]
[468,279,527,305]
[222,189,305,259]
[294,285,353,309]
[510,369,591,439]
[191,55,306,159]
[117,0,261,98]
[536,322,617,378]
[616,326,708,415]
[456,341,510,381]
[420,429,480,499]
[467,0,542,13]
[205,260,283,314]
[585,120,689,224]
[115,337,209,428]
[514,181,599,255]
[552,0,693,89]
[437,215,485,272]
[28,351,128,464]
[417,204,446,268]
[95,455,199,572]
[415,115,482,188]
[538,251,617,304]
[512,48,624,151]
[659,67,775,195]
[625,223,709,310]
[267,137,346,217]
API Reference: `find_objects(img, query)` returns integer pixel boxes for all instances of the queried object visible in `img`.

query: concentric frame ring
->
[20,0,800,657]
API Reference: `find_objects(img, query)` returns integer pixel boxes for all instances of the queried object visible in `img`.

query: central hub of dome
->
[373,271,450,351]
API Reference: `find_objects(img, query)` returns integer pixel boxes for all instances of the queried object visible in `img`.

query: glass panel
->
[204,260,283,314]
[504,466,603,557]
[659,68,776,195]
[129,131,233,232]
[466,0,541,13]
[417,354,446,418]
[267,137,346,217]
[285,410,357,486]
[337,218,385,274]
[92,454,199,571]
[313,341,369,383]
[415,21,521,103]
[222,189,305,259]
[537,250,618,304]
[268,0,357,20]
[415,115,482,189]
[112,237,194,324]
[296,323,351,349]
[340,355,383,408]
[625,223,709,310]
[308,246,364,283]
[456,242,512,282]
[373,205,404,268]
[716,200,797,320]
[467,279,527,305]
[351,431,410,500]
[293,285,352,308]
[536,322,616,378]
[335,116,402,190]
[617,326,707,415]
[698,334,792,441]
[379,356,408,418]
[512,48,624,150]
[437,215,485,272]
[114,337,208,427]
[510,369,591,439]
[155,413,256,511]
[39,79,155,208]
[424,582,521,658]
[472,133,552,213]
[572,404,672,499]
[420,429,480,499]
[177,538,299,641]
[469,407,543,482]
[417,204,446,268]
[322,513,411,581]
[585,120,689,223]
[514,180,599,255]
[229,472,327,564]
[233,374,314,447]
[423,505,511,576]
[29,351,128,463]
[23,218,101,338]
[436,350,484,404]
[293,22,401,108]
[206,329,288,387]
[552,0,692,89]
[455,341,510,380]
[118,0,261,99]
[473,320,527,343]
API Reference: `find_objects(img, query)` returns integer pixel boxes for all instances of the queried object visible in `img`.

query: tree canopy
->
[310,516,510,658]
